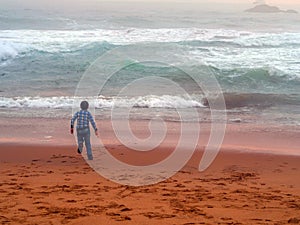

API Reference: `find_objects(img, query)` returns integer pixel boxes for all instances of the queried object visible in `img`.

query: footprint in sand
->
[273,169,283,173]
[288,218,300,224]
[7,173,16,177]
[143,212,175,219]
[17,208,28,212]
[109,214,131,221]
[106,205,132,221]
[175,184,186,188]
[221,217,233,221]
[120,207,132,212]
[33,158,42,162]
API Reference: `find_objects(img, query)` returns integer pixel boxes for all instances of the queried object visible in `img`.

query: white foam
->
[0,29,299,57]
[234,32,300,47]
[130,95,204,108]
[0,28,272,54]
[0,41,25,61]
[0,95,205,109]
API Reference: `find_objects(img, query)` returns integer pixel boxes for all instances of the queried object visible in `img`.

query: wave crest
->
[0,42,24,62]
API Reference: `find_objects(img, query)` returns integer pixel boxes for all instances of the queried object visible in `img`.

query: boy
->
[71,101,98,160]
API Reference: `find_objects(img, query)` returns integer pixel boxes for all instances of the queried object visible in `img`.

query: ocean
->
[0,5,299,125]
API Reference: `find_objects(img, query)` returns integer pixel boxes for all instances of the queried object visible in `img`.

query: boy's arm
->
[88,112,98,132]
[70,112,78,134]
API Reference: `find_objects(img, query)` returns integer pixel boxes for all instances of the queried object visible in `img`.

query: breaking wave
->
[0,95,205,109]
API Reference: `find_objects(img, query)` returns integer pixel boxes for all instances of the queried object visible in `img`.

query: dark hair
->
[80,101,89,110]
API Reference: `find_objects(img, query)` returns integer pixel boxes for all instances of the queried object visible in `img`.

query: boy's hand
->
[70,128,74,134]
[95,130,99,137]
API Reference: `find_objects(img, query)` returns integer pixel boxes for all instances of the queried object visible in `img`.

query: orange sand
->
[0,118,299,224]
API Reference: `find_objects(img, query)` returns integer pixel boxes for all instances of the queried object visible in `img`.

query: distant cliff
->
[245,4,298,13]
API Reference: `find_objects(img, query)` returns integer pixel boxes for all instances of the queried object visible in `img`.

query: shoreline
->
[0,117,299,156]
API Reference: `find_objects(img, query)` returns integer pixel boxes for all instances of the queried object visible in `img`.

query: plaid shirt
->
[71,110,97,131]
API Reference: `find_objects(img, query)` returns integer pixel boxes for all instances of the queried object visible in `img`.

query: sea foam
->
[0,95,205,109]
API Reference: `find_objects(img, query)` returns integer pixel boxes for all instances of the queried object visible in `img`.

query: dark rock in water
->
[1,73,5,77]
[286,9,298,14]
[245,4,282,13]
[245,4,298,14]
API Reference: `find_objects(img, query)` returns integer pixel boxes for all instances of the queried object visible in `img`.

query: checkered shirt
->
[71,110,97,131]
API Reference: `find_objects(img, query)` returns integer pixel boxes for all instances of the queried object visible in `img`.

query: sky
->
[215,0,297,4]
[1,0,299,5]
[0,0,299,11]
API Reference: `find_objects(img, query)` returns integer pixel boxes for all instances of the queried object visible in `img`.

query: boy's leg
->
[84,129,93,160]
[76,129,84,154]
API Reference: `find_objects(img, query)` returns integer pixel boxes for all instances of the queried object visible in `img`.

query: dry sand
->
[0,118,299,225]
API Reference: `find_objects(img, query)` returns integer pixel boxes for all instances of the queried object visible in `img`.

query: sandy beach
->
[0,118,299,225]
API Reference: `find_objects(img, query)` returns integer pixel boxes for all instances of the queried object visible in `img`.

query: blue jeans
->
[77,127,93,160]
